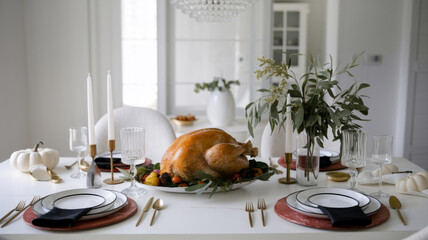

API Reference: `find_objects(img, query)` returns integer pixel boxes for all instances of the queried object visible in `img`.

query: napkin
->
[94,152,151,170]
[357,171,411,185]
[32,207,92,227]
[320,156,332,169]
[318,205,372,227]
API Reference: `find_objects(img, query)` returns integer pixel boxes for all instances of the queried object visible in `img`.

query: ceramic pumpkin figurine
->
[10,141,59,172]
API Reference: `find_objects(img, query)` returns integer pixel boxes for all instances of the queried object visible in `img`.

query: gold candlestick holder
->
[103,140,124,185]
[89,144,97,159]
[278,152,296,184]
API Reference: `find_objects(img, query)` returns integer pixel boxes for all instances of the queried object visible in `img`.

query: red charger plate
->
[23,198,137,231]
[274,196,390,230]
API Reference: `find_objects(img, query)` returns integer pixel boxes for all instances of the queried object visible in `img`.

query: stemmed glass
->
[341,129,367,191]
[69,127,88,179]
[370,135,393,200]
[120,127,146,198]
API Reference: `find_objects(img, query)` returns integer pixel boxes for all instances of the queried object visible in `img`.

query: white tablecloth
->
[0,157,427,240]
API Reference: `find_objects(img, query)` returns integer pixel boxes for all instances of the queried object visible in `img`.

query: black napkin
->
[318,205,372,227]
[32,207,92,227]
[94,155,123,170]
[320,156,332,168]
[95,152,146,170]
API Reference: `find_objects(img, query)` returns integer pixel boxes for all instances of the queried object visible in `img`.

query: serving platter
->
[139,180,255,194]
[285,190,381,219]
[34,190,127,220]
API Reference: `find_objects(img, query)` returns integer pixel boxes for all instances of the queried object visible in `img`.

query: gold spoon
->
[47,169,62,184]
[65,160,78,169]
[150,199,164,226]
[389,195,406,225]
[79,159,90,172]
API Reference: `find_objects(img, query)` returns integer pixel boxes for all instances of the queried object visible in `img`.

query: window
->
[121,0,158,109]
[171,1,270,116]
[121,1,270,116]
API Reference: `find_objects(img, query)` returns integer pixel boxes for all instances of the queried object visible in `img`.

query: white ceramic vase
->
[207,88,235,126]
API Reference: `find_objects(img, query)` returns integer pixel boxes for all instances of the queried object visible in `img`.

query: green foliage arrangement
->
[184,159,278,197]
[194,77,240,93]
[245,53,370,180]
[119,159,280,198]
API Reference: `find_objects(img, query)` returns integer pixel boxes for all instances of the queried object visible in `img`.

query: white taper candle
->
[107,71,115,140]
[285,94,293,153]
[87,73,96,145]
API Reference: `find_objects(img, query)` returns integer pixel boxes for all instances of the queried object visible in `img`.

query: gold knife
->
[136,197,154,227]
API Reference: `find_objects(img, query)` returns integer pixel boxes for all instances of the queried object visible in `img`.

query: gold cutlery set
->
[1,196,40,228]
[136,197,164,227]
[245,199,266,227]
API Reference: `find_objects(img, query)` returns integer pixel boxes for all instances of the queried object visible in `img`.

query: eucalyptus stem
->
[246,53,370,174]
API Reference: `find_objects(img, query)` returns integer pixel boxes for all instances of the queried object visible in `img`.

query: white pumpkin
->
[396,171,428,193]
[10,142,59,172]
[372,164,399,177]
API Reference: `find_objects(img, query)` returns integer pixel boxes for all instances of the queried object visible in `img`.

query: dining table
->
[0,156,427,240]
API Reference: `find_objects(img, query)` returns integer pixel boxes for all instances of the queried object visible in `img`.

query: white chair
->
[260,123,287,158]
[245,120,267,151]
[95,106,176,161]
[260,122,342,158]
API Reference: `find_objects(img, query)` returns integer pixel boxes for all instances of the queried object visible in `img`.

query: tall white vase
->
[207,89,235,126]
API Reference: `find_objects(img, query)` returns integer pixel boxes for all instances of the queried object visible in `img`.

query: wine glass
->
[341,129,367,191]
[69,127,88,179]
[370,135,393,200]
[120,127,146,198]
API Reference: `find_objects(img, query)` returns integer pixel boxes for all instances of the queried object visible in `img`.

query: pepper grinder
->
[86,144,102,188]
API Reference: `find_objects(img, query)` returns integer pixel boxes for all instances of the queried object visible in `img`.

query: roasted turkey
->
[160,128,258,180]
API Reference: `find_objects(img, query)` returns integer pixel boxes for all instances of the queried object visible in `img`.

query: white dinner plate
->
[320,149,340,163]
[53,194,106,209]
[286,190,381,219]
[33,190,128,221]
[307,193,359,208]
[41,188,117,214]
[296,187,371,214]
[292,150,340,163]
[139,180,255,194]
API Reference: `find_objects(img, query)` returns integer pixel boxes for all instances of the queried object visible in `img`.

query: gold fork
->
[0,201,26,224]
[258,198,266,227]
[245,202,254,227]
[1,196,40,228]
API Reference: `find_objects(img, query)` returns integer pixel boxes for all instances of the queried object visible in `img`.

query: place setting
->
[274,187,389,230]
[21,188,137,231]
[277,149,346,172]
[271,127,391,230]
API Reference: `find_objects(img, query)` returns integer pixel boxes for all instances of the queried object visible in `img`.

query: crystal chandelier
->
[171,0,253,22]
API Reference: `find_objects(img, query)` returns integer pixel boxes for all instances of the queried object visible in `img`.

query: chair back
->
[95,106,176,161]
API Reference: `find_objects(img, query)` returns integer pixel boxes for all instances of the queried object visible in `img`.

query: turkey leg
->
[204,141,258,176]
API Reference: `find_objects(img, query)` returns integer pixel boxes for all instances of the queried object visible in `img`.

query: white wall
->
[0,0,29,161]
[24,0,91,157]
[276,0,327,57]
[337,0,409,157]
[0,0,414,161]
[0,0,121,160]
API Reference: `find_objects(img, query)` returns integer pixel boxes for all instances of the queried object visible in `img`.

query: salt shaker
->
[86,160,102,188]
